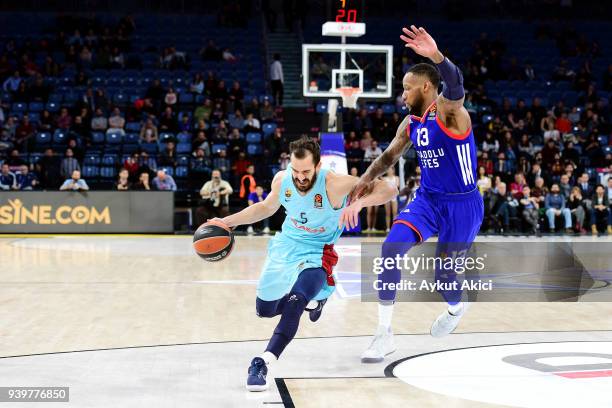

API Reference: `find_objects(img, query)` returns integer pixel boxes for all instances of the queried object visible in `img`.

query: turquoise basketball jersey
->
[277,165,345,248]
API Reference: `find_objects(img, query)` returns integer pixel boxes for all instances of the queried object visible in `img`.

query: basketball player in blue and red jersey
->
[210,136,397,390]
[351,25,484,362]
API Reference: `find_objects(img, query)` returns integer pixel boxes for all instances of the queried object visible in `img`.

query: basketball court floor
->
[1,234,612,407]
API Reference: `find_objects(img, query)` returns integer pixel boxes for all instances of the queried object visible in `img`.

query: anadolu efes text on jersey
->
[407,101,477,194]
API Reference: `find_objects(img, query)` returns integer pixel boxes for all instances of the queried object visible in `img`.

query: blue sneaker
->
[246,357,269,391]
[306,299,327,322]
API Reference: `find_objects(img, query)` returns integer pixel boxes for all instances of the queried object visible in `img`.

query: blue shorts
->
[394,187,484,244]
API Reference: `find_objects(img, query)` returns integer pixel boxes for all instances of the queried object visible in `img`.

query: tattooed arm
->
[348,114,412,202]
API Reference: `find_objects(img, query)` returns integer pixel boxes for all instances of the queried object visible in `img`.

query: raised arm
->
[400,25,471,135]
[213,171,283,228]
[348,114,412,202]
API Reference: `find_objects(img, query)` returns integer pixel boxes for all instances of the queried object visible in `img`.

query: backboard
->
[302,43,393,100]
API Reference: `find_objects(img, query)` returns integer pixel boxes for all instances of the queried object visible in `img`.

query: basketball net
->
[336,87,361,109]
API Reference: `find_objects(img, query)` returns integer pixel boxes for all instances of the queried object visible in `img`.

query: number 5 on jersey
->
[416,128,429,147]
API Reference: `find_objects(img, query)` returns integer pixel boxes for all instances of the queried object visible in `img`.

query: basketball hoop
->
[336,87,361,109]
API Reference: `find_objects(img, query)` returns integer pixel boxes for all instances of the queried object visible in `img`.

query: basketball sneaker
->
[246,357,269,392]
[262,227,270,234]
[306,299,326,322]
[361,325,396,363]
[430,304,466,338]
[247,226,255,235]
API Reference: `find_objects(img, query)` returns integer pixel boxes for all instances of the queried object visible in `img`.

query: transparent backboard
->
[302,44,393,99]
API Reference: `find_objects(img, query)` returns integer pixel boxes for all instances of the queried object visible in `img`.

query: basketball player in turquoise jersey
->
[210,136,398,391]
[351,25,484,362]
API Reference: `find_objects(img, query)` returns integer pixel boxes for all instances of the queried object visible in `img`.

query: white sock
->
[448,302,464,316]
[378,302,394,329]
[260,351,277,365]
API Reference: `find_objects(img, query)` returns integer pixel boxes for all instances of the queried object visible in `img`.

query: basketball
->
[193,220,234,262]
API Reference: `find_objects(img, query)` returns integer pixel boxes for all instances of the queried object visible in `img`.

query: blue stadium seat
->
[177,155,190,166]
[176,143,191,154]
[246,132,262,143]
[315,103,327,114]
[28,102,44,112]
[366,104,378,113]
[100,167,116,179]
[124,133,139,144]
[102,154,117,166]
[12,102,27,113]
[212,144,227,154]
[179,93,195,104]
[91,132,105,145]
[247,144,263,156]
[28,153,43,164]
[159,132,174,143]
[106,131,123,144]
[177,132,192,143]
[84,154,101,165]
[141,143,159,154]
[125,122,141,132]
[82,166,100,178]
[36,132,52,145]
[46,101,60,113]
[159,166,174,176]
[598,135,609,146]
[262,123,277,136]
[53,129,68,145]
[175,166,188,178]
[382,104,396,115]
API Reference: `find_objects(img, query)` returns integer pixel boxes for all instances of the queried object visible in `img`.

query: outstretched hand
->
[339,200,363,230]
[347,179,375,205]
[400,25,442,62]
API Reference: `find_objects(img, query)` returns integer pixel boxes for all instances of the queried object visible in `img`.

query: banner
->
[0,191,174,233]
[320,132,348,175]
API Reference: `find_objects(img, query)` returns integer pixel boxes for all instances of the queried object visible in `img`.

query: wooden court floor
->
[1,235,611,407]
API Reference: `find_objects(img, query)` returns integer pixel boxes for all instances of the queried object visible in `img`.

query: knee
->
[255,298,276,318]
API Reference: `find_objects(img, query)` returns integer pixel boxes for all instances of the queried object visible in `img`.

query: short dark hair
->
[407,63,441,88]
[289,136,320,165]
[273,53,280,61]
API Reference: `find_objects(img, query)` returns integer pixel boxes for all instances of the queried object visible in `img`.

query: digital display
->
[333,0,363,23]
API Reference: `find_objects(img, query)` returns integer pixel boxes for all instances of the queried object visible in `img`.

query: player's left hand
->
[339,201,363,230]
[400,25,440,61]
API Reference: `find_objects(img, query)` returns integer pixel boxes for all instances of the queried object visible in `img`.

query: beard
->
[407,93,426,116]
[293,171,317,193]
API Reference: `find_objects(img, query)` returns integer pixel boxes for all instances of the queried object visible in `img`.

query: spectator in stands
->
[164,88,177,108]
[14,114,35,152]
[487,182,515,233]
[91,108,108,132]
[246,185,271,234]
[152,169,177,191]
[123,153,140,182]
[559,174,572,198]
[509,172,526,199]
[190,147,212,187]
[266,127,288,158]
[494,151,512,182]
[577,173,594,198]
[229,110,245,130]
[520,186,539,235]
[545,184,572,233]
[270,53,284,106]
[146,79,165,107]
[140,118,159,143]
[562,141,580,167]
[159,141,177,167]
[243,112,260,132]
[107,108,125,136]
[190,73,205,95]
[246,97,260,117]
[259,99,275,123]
[116,169,130,190]
[591,185,610,235]
[194,99,213,123]
[346,140,364,171]
[364,140,383,164]
[482,132,499,154]
[541,111,560,142]
[133,172,151,191]
[60,148,81,179]
[213,120,229,143]
[278,151,289,170]
[212,81,228,102]
[541,139,559,170]
[228,129,245,159]
[229,81,244,111]
[200,40,222,61]
[0,163,17,190]
[159,107,178,133]
[178,114,192,133]
[477,165,492,195]
[71,115,89,139]
[555,111,572,136]
[3,71,21,93]
[567,186,587,233]
[239,164,256,207]
[94,89,110,112]
[383,167,399,232]
[192,130,211,155]
[60,170,89,191]
[15,164,38,190]
[360,131,374,150]
[196,169,233,225]
[213,149,231,180]
[222,47,238,63]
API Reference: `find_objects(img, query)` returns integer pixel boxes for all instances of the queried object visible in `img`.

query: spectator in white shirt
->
[60,170,89,191]
[269,53,284,106]
[364,140,383,163]
[243,113,261,132]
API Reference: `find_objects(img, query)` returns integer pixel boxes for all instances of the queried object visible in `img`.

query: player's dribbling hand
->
[339,201,363,230]
[400,25,441,62]
[208,217,232,229]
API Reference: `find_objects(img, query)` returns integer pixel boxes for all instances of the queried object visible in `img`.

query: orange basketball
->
[193,220,234,262]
